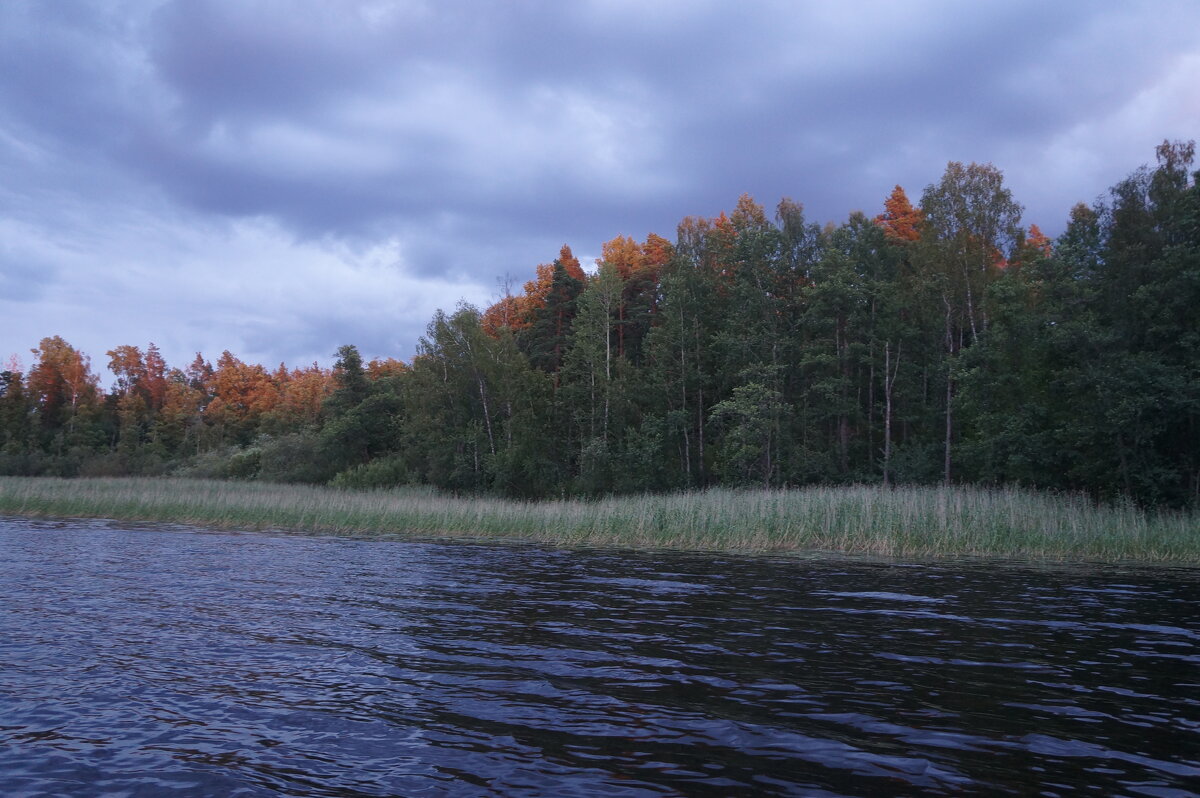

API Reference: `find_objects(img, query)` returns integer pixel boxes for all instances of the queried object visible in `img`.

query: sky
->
[2,0,1199,380]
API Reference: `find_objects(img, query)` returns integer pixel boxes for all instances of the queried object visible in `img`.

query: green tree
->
[320,344,401,476]
[918,162,1023,483]
[0,368,33,458]
[519,259,584,378]
[402,305,557,496]
[710,380,783,487]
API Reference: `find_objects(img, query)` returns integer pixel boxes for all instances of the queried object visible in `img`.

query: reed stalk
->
[1,476,1196,562]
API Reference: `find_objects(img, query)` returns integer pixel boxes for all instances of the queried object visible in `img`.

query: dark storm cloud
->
[2,0,1197,372]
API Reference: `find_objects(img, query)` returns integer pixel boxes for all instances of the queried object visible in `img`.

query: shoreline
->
[10,515,1200,577]
[1,476,1197,564]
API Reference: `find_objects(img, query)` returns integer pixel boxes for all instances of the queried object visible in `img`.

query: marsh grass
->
[0,476,1196,561]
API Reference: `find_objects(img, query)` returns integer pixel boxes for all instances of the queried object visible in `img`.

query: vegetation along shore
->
[2,477,1197,562]
[3,142,1198,516]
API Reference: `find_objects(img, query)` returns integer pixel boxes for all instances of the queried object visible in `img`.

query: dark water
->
[1,518,1198,797]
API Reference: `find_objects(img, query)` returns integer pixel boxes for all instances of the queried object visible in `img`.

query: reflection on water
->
[1,516,1198,796]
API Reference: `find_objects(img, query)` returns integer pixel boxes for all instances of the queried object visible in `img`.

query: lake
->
[1,517,1197,796]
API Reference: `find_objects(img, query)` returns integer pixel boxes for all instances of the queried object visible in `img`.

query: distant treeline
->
[2,141,1196,508]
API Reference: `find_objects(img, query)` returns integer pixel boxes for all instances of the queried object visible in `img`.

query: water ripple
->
[2,516,1198,796]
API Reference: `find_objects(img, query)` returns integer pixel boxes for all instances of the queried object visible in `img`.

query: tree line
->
[2,141,1196,508]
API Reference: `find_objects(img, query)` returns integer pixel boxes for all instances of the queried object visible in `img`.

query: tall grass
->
[0,476,1196,561]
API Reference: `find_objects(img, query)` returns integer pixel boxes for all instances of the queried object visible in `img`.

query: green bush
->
[257,432,332,483]
[329,455,409,489]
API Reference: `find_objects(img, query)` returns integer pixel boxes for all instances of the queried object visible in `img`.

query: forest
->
[2,141,1197,510]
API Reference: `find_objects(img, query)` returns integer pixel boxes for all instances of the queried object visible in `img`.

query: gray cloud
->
[2,0,1198,376]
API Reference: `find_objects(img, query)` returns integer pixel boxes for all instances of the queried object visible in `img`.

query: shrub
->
[329,455,409,489]
[257,432,333,484]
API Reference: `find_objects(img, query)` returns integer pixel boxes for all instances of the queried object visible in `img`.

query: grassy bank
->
[1,476,1197,561]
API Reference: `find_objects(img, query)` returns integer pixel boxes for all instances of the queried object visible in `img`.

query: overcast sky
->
[3,1,1198,379]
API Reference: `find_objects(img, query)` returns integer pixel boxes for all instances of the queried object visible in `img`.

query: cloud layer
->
[3,0,1198,375]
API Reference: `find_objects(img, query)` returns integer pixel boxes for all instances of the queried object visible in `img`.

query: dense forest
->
[2,142,1197,509]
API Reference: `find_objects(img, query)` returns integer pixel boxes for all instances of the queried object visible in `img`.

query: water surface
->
[2,517,1198,796]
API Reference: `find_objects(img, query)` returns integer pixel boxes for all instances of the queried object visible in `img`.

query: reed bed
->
[1,476,1196,562]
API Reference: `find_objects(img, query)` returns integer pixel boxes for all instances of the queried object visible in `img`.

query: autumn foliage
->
[874,185,924,242]
[1026,224,1052,257]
